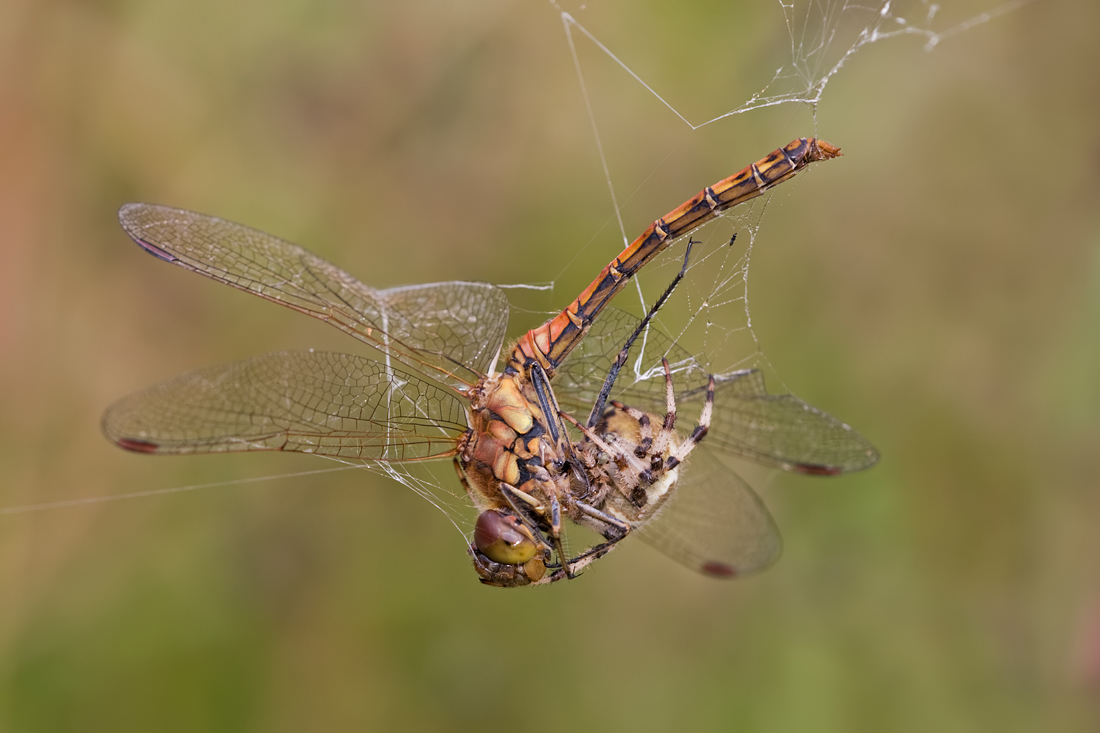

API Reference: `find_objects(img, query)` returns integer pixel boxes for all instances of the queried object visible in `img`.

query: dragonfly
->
[103,137,877,586]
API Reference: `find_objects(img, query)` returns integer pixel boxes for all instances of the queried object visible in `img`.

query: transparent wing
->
[691,370,878,475]
[638,447,782,578]
[118,204,509,387]
[555,308,878,474]
[102,351,468,461]
[553,308,709,415]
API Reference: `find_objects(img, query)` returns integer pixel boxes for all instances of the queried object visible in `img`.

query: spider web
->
[528,0,1029,388]
[5,0,1027,556]
[379,0,1030,553]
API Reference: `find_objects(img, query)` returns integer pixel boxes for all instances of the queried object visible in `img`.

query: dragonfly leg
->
[499,481,575,575]
[585,238,696,428]
[547,493,579,578]
[499,476,592,580]
[498,482,553,544]
[499,481,543,513]
[452,456,474,497]
[530,363,570,456]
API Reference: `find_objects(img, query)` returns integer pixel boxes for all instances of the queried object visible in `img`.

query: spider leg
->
[558,500,633,571]
[665,374,716,470]
[661,357,676,428]
[650,358,678,459]
[561,410,651,481]
[577,500,632,540]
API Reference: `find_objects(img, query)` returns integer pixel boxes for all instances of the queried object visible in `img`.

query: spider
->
[469,241,714,585]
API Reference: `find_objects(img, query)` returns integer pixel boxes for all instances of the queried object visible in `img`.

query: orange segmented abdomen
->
[508,137,842,375]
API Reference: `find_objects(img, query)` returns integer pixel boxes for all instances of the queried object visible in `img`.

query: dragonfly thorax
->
[459,373,569,513]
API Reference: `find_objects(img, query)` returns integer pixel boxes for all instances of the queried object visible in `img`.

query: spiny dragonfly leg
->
[547,493,577,578]
[487,483,547,551]
[452,456,473,495]
[530,362,592,500]
[586,238,696,428]
[498,481,572,573]
[530,365,600,572]
[496,464,590,580]
[530,363,568,451]
[499,481,541,510]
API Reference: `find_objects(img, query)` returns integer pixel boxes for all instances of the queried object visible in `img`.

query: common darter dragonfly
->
[103,137,877,586]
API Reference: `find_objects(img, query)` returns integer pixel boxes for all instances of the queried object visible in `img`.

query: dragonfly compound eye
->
[473,510,538,565]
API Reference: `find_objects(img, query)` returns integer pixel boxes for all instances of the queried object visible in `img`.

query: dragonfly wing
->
[375,281,508,376]
[102,351,468,461]
[553,308,709,417]
[691,370,879,475]
[554,308,877,475]
[638,447,781,578]
[118,204,509,386]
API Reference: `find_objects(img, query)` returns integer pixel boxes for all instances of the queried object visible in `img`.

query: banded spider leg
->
[554,238,719,575]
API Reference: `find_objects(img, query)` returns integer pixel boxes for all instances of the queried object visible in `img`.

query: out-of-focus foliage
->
[1,0,1098,730]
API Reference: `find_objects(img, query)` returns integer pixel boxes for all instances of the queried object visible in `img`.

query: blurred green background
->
[2,0,1098,730]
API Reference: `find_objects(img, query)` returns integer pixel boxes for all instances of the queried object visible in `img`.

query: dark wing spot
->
[134,238,178,262]
[793,463,842,476]
[701,561,738,578]
[115,438,160,453]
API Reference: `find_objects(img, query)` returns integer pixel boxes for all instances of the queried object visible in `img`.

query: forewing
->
[377,282,508,376]
[638,448,782,578]
[555,308,877,474]
[118,204,509,385]
[102,351,468,461]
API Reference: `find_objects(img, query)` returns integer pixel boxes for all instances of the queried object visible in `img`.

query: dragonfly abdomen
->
[508,137,842,377]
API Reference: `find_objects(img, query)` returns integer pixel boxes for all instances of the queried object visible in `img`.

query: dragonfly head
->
[472,509,539,566]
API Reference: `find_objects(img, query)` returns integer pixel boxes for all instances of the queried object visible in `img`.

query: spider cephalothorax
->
[572,359,715,535]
